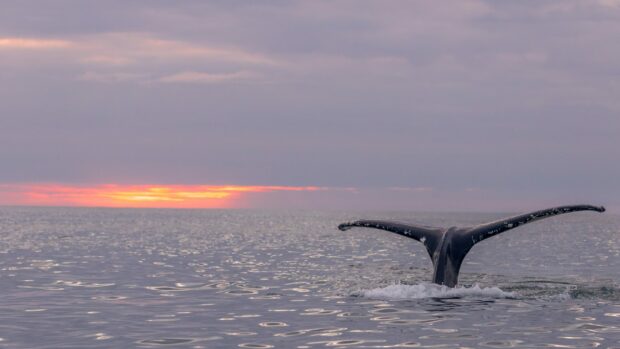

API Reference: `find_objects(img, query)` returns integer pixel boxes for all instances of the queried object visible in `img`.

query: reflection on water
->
[0,207,618,348]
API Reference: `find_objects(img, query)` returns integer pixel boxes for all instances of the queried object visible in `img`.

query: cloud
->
[0,33,274,64]
[74,33,278,67]
[598,0,620,8]
[77,69,263,85]
[388,187,434,192]
[2,32,279,81]
[78,71,147,83]
[139,37,276,65]
[79,33,280,85]
[80,55,133,66]
[157,70,262,84]
[0,37,72,49]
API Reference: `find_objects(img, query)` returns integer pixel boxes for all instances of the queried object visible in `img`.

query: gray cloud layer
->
[1,1,619,209]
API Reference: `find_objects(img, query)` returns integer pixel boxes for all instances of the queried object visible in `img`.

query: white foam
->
[360,282,516,300]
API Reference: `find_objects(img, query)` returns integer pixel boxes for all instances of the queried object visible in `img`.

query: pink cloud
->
[0,37,72,49]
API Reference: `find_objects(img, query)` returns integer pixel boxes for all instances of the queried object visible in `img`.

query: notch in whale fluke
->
[338,204,605,287]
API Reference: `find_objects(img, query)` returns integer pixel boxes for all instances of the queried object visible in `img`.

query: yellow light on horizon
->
[0,183,324,208]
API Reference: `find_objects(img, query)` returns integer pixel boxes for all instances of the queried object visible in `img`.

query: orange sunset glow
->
[0,184,323,208]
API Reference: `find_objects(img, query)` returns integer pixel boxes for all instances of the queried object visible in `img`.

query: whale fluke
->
[338,220,443,257]
[338,204,605,287]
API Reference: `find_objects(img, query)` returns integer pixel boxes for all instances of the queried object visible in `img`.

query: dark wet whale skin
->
[339,205,606,287]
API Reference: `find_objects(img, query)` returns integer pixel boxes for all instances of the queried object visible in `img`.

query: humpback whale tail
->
[338,205,605,287]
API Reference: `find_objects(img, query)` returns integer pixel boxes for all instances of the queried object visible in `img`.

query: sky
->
[1,0,619,211]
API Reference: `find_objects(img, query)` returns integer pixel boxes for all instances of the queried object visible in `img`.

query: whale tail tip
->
[338,223,353,231]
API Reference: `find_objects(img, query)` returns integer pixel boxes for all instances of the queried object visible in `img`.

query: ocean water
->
[0,207,619,348]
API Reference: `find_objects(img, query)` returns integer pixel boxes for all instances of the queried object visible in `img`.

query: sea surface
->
[0,207,619,348]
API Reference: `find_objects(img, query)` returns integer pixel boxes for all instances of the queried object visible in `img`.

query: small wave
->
[569,285,620,301]
[506,279,620,301]
[359,283,516,300]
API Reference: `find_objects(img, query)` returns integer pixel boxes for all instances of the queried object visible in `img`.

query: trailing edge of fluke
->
[338,204,605,287]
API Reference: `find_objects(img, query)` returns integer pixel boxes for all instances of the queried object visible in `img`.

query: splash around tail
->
[358,282,516,300]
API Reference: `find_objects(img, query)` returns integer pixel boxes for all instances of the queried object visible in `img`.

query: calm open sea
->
[0,207,619,348]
